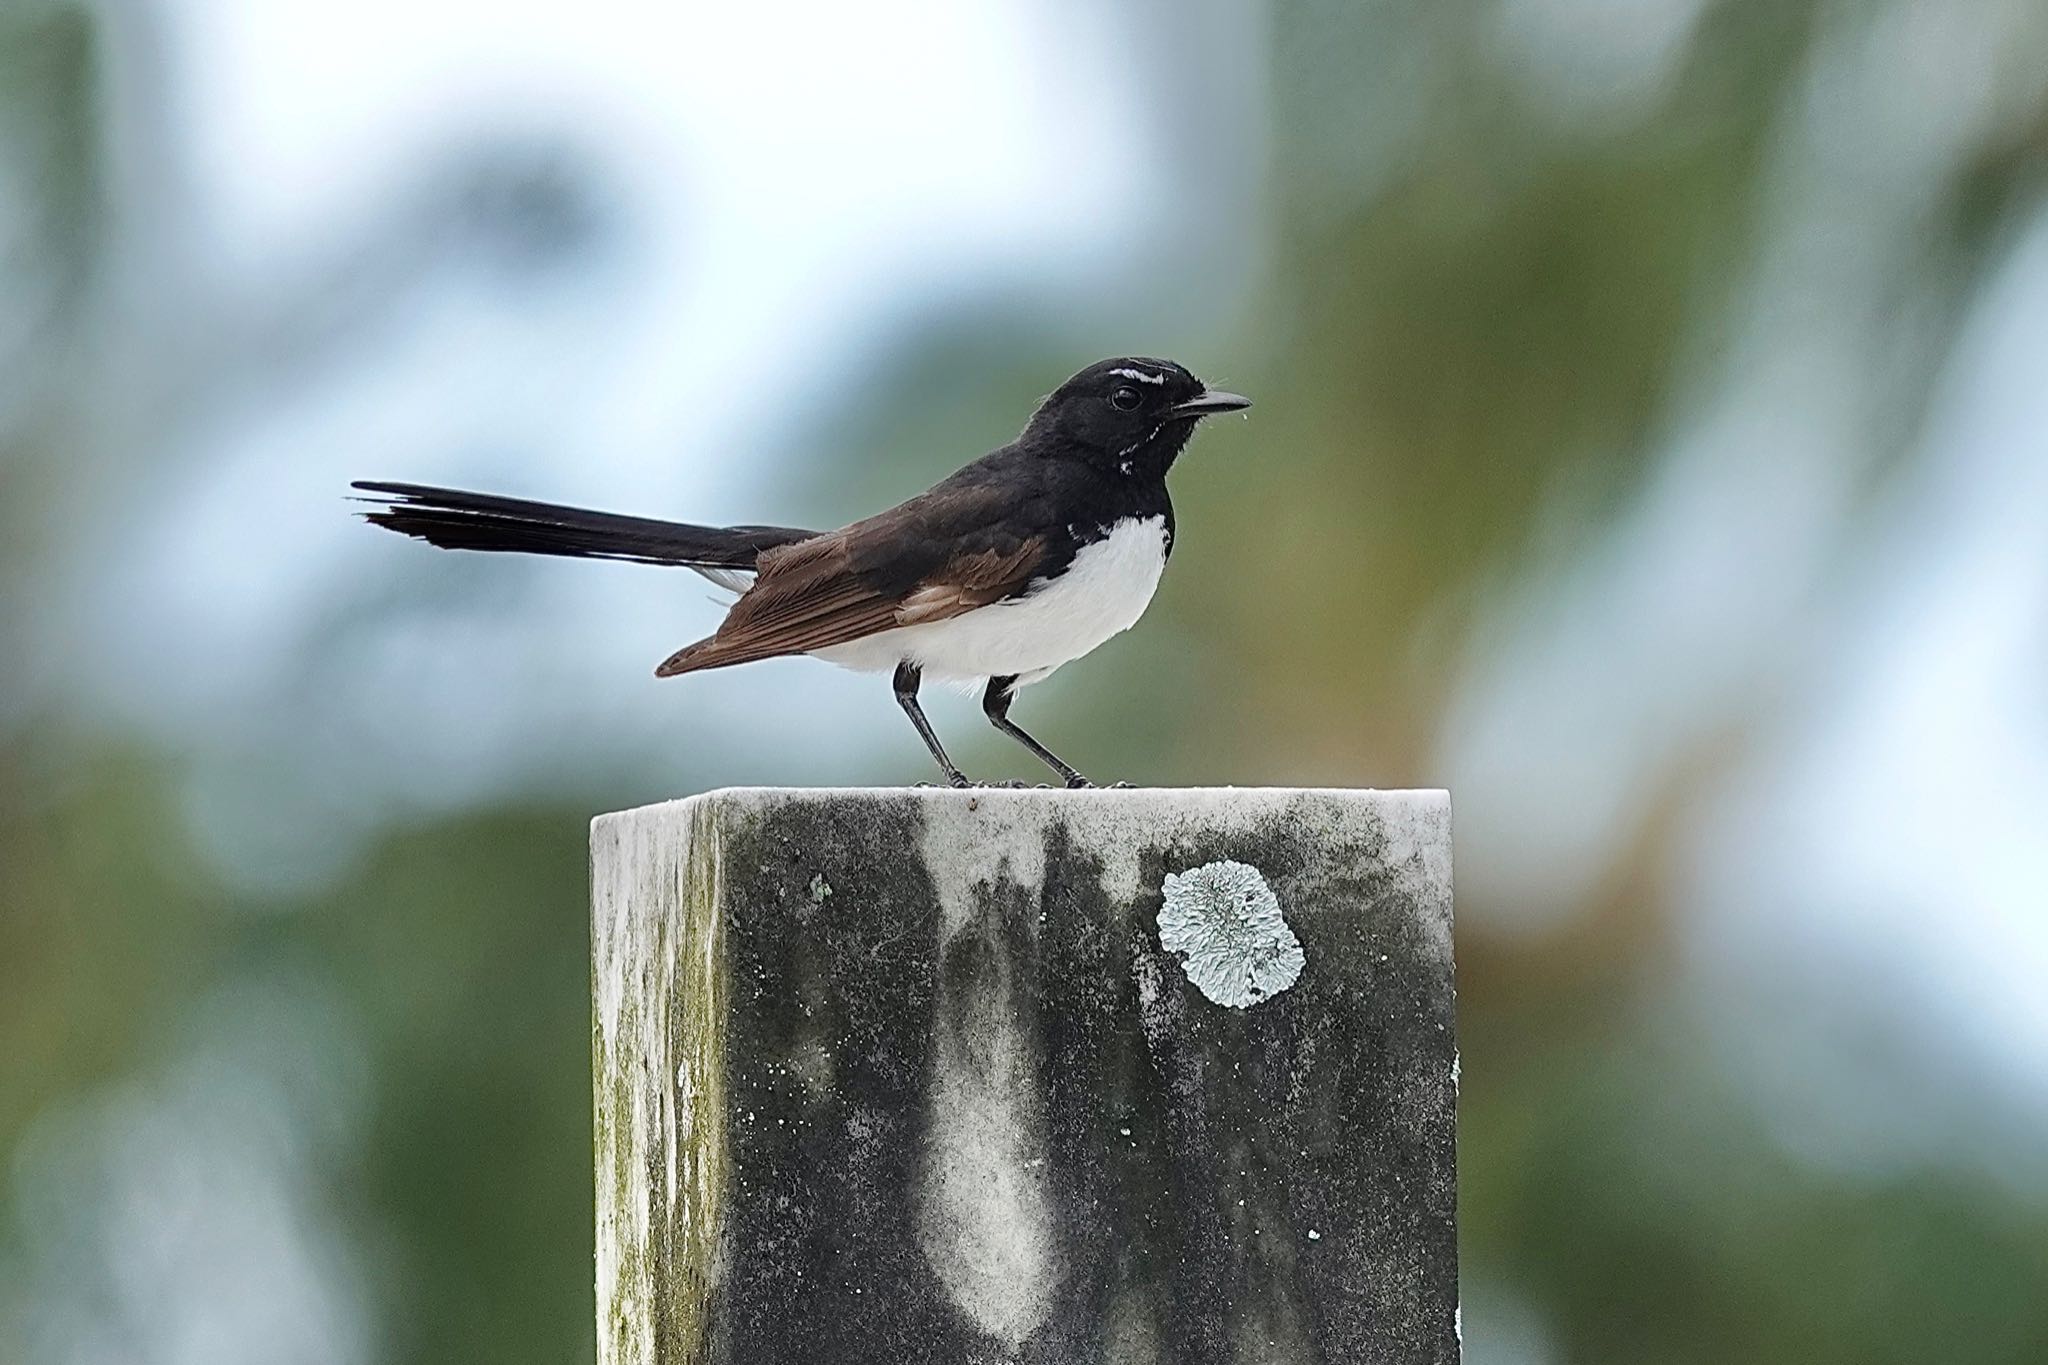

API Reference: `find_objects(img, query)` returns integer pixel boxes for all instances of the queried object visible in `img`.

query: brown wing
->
[654,475,1049,677]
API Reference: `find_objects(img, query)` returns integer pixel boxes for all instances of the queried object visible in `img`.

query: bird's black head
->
[1021,357,1251,477]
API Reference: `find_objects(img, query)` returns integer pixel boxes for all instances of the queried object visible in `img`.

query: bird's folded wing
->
[654,481,1048,676]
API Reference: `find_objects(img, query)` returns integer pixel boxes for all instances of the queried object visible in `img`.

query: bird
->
[352,357,1250,787]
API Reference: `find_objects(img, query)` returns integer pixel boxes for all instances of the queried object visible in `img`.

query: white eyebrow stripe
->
[1110,367,1168,385]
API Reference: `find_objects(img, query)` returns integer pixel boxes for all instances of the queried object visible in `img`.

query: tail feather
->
[352,481,815,572]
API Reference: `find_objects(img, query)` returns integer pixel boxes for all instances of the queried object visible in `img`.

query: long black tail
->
[351,481,815,573]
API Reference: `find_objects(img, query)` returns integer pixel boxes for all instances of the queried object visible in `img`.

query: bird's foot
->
[1063,774,1095,789]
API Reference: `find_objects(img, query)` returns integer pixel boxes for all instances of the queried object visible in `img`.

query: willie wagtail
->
[353,357,1250,787]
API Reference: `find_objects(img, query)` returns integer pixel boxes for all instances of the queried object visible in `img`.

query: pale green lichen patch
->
[1158,859,1305,1008]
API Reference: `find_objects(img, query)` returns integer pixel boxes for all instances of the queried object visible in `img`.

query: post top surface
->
[592,785,1449,832]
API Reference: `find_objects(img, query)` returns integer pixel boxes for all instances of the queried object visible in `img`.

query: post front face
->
[594,788,1457,1365]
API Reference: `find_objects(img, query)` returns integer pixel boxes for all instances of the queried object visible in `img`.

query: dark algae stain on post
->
[709,794,966,1362]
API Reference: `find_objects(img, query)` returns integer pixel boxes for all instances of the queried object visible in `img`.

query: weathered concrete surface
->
[592,788,1456,1365]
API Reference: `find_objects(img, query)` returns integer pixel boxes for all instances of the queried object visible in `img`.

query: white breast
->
[812,515,1170,686]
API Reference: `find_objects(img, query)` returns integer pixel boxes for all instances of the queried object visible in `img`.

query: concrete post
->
[592,788,1457,1365]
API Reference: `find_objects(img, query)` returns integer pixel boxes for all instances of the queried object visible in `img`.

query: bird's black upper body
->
[354,355,1251,786]
[813,357,1218,603]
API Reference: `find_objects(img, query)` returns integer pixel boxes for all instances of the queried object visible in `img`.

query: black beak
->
[1170,389,1253,417]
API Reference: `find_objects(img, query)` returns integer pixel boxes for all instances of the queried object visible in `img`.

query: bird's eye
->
[1110,386,1142,411]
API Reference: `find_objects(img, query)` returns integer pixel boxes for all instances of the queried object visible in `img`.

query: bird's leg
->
[982,676,1092,788]
[894,662,972,788]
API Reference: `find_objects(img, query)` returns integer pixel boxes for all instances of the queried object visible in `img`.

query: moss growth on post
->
[593,802,735,1365]
[657,802,729,1365]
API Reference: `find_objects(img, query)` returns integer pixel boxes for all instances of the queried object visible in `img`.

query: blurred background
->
[4,0,2046,1360]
